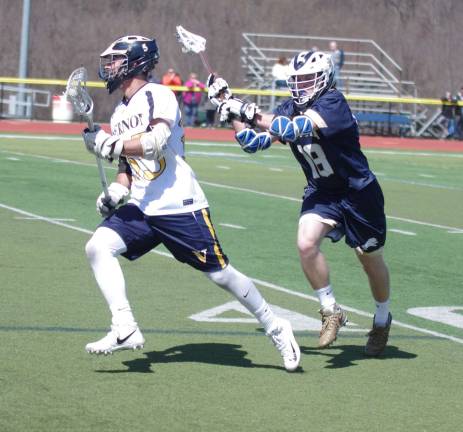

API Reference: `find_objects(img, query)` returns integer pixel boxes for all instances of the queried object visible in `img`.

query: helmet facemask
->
[99,55,128,83]
[286,51,335,109]
[287,71,329,107]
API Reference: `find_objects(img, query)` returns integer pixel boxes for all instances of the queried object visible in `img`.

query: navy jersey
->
[274,89,375,193]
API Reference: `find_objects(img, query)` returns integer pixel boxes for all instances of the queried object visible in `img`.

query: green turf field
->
[0,133,462,431]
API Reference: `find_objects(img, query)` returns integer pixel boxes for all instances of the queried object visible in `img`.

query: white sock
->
[315,285,336,310]
[206,264,275,331]
[374,299,390,327]
[85,227,137,328]
[254,301,276,332]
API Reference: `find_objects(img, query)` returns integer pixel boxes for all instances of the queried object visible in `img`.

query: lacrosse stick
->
[65,67,109,199]
[175,25,213,75]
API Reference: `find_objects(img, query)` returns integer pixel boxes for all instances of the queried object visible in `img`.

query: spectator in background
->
[329,41,344,90]
[271,56,289,89]
[455,87,463,139]
[182,72,205,127]
[161,68,183,104]
[441,91,457,139]
[204,97,216,128]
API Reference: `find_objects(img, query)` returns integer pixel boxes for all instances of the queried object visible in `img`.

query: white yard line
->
[389,228,417,236]
[1,202,462,345]
[364,149,463,158]
[1,149,463,233]
[219,223,246,230]
[3,134,463,157]
[15,216,76,222]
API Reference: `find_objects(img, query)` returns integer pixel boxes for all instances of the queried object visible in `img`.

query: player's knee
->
[85,232,113,261]
[297,237,320,260]
[85,227,126,261]
[206,265,232,287]
[356,248,386,274]
[85,236,102,261]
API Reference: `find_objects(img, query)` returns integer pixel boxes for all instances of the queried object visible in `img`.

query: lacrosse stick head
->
[65,67,94,120]
[176,25,206,54]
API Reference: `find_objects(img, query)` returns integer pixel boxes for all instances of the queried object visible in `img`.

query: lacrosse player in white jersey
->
[80,35,300,371]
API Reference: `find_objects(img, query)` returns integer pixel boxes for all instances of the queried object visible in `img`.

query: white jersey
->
[110,82,208,216]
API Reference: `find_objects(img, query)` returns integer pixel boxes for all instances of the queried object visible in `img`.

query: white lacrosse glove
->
[207,74,232,107]
[82,125,123,162]
[217,98,260,125]
[96,182,130,217]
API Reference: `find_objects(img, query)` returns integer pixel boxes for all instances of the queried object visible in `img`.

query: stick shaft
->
[86,112,109,199]
[96,157,110,198]
[199,52,213,75]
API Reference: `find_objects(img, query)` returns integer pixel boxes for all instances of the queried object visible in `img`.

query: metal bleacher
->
[240,33,425,137]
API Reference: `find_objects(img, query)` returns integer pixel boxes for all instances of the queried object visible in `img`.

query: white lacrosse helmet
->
[286,51,335,108]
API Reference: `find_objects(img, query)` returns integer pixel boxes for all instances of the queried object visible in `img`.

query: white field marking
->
[262,154,287,159]
[0,134,81,141]
[386,215,463,233]
[0,150,97,168]
[1,149,463,233]
[15,216,76,222]
[269,167,283,172]
[418,173,436,178]
[1,202,463,344]
[2,134,463,158]
[364,149,463,159]
[189,301,368,332]
[373,171,385,176]
[216,165,231,170]
[200,180,300,202]
[1,147,460,191]
[6,157,20,161]
[388,228,417,236]
[448,230,463,234]
[382,178,461,191]
[189,151,247,159]
[192,149,461,190]
[187,140,237,148]
[407,307,463,329]
[219,223,246,230]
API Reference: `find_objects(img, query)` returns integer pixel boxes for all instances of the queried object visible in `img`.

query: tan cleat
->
[318,304,347,348]
[365,313,392,356]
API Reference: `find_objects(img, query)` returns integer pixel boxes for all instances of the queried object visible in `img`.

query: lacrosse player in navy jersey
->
[80,35,300,371]
[209,51,391,356]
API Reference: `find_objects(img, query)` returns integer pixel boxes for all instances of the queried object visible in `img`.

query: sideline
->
[1,202,462,345]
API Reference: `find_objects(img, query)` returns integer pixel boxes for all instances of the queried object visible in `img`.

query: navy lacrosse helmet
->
[99,35,160,94]
[286,51,335,108]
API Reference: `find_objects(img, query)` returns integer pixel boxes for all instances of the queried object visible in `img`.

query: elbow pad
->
[235,128,272,153]
[269,115,312,143]
[140,122,171,160]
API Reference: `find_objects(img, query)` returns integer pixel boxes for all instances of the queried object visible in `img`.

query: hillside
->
[1,0,462,120]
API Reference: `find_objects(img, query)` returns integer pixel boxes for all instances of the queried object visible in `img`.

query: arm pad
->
[139,122,171,160]
[269,115,313,143]
[235,128,272,153]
